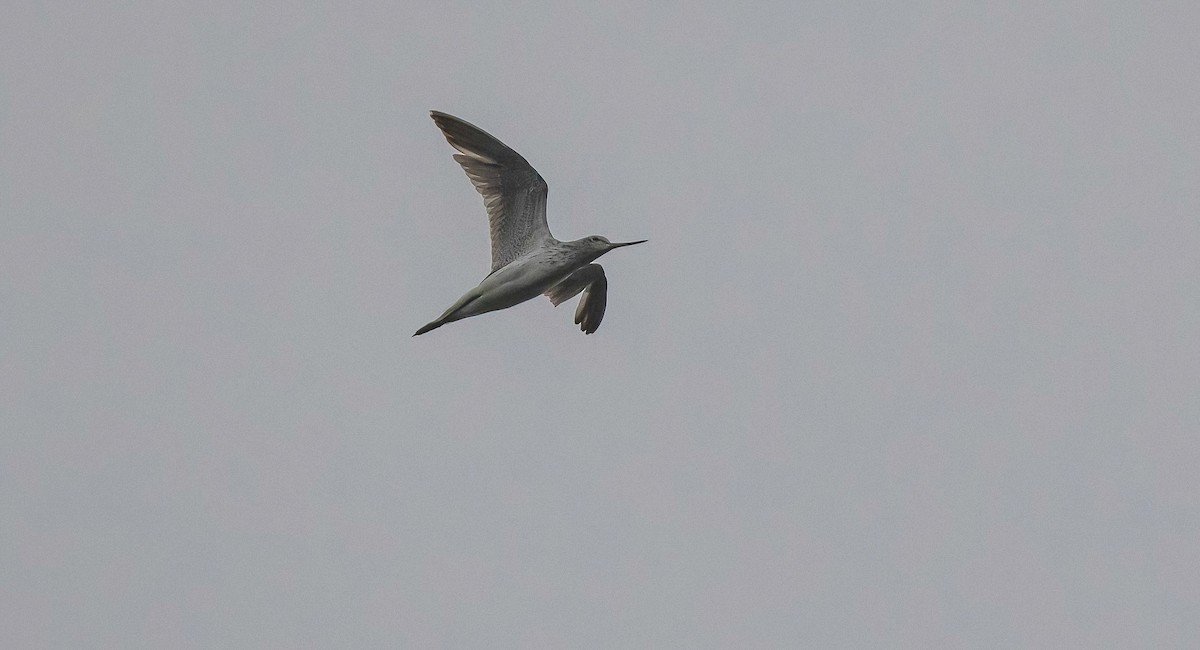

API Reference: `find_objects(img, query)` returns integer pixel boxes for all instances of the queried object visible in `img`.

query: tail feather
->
[414,290,482,337]
[413,319,445,336]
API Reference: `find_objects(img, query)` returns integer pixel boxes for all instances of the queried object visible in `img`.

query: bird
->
[414,111,646,336]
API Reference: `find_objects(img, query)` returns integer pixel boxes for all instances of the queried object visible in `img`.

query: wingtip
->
[430,110,463,124]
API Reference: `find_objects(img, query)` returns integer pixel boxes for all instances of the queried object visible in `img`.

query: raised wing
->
[545,264,608,334]
[430,111,552,271]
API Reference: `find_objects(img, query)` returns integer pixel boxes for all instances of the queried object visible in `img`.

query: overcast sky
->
[3,1,1199,647]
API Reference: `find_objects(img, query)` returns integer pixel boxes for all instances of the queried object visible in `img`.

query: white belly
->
[457,255,576,319]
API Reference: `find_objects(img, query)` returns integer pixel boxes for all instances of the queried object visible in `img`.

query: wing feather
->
[431,111,552,271]
[545,264,608,334]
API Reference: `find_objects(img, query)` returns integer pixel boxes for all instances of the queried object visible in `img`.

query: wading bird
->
[415,111,646,336]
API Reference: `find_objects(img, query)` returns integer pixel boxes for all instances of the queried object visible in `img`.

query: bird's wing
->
[545,264,608,334]
[430,111,552,271]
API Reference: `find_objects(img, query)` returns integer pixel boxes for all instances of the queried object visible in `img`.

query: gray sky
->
[3,1,1199,647]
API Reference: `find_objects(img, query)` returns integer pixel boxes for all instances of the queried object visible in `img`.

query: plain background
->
[3,1,1198,647]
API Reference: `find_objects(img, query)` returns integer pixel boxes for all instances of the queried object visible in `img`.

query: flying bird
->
[414,111,646,336]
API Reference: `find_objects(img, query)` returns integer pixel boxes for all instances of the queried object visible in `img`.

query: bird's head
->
[576,235,647,261]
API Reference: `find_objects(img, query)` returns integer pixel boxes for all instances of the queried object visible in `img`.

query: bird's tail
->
[414,290,484,337]
[413,319,445,336]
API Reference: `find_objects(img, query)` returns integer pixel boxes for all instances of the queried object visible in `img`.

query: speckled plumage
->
[415,112,645,336]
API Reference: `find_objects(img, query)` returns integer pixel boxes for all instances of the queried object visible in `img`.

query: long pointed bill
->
[608,239,647,249]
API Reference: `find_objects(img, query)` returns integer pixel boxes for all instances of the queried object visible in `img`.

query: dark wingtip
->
[429,111,457,129]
